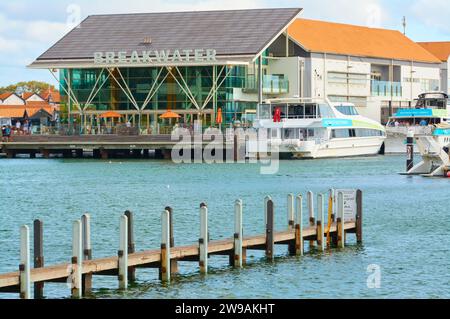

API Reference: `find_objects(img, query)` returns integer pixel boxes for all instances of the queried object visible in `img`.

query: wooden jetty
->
[0,134,243,160]
[0,190,363,299]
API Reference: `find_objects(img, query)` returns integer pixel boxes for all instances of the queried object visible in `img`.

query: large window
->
[335,105,359,116]
[328,72,368,85]
[331,128,383,139]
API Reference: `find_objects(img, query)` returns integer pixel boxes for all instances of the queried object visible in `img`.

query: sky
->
[0,0,449,87]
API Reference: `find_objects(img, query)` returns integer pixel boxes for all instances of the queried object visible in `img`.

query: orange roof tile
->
[22,92,34,100]
[0,92,13,100]
[417,42,450,62]
[288,19,441,63]
[0,105,56,118]
[40,88,61,103]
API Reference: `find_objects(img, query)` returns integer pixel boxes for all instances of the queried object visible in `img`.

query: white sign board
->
[335,189,357,222]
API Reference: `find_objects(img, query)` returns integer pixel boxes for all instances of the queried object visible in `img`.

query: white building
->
[418,42,450,95]
[0,93,25,106]
[277,19,443,123]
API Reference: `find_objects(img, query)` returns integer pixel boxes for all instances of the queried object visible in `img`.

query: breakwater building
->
[28,8,445,131]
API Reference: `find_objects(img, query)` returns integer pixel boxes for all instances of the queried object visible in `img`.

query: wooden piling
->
[264,195,272,229]
[81,214,92,295]
[317,194,325,252]
[356,190,363,244]
[118,215,128,290]
[287,194,295,230]
[266,200,275,261]
[19,225,31,299]
[337,192,345,248]
[165,207,178,275]
[233,200,243,268]
[33,220,44,299]
[295,195,304,256]
[161,210,171,282]
[199,203,208,274]
[124,211,136,281]
[71,220,82,298]
[307,191,315,249]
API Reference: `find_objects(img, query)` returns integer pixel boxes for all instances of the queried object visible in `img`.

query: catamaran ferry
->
[252,98,386,159]
[385,92,450,153]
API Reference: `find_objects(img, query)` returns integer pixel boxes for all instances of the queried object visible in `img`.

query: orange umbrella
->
[160,110,181,119]
[216,107,223,125]
[99,111,122,119]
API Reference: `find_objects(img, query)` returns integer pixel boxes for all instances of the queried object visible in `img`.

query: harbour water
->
[0,155,449,299]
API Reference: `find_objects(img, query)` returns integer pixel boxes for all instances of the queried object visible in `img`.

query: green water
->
[0,155,449,299]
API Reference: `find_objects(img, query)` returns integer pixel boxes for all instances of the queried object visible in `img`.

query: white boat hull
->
[282,137,385,159]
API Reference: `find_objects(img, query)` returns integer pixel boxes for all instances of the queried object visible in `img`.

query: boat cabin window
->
[335,105,359,116]
[331,128,383,139]
[415,97,448,109]
[258,103,324,120]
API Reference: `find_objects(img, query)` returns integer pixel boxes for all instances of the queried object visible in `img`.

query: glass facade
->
[59,65,257,126]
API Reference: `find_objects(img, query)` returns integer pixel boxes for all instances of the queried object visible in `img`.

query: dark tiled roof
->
[36,8,302,61]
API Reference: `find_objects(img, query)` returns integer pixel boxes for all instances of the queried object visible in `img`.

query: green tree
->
[0,81,56,95]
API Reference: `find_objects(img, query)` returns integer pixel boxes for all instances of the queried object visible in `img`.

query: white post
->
[161,209,171,282]
[317,194,325,252]
[81,214,91,260]
[234,200,243,268]
[307,191,315,248]
[307,191,314,221]
[19,225,31,299]
[71,220,82,298]
[337,192,345,248]
[288,194,295,230]
[330,189,336,221]
[199,204,208,274]
[296,195,304,256]
[119,215,128,289]
[264,195,272,228]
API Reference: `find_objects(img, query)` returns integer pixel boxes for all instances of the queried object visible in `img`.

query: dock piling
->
[33,220,44,299]
[19,225,31,300]
[266,200,275,261]
[71,220,82,298]
[124,211,136,281]
[81,214,92,295]
[295,195,304,256]
[317,194,325,252]
[118,215,128,289]
[288,194,295,230]
[264,196,272,229]
[199,203,208,274]
[161,210,171,282]
[233,200,243,268]
[337,192,345,248]
[307,191,315,249]
[356,190,363,244]
[0,191,363,299]
[165,207,178,275]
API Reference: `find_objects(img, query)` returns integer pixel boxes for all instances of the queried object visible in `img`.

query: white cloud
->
[411,0,450,35]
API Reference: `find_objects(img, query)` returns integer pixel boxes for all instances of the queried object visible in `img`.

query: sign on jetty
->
[0,190,363,299]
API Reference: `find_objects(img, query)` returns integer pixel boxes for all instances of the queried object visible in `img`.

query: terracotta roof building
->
[417,42,450,62]
[283,18,443,123]
[418,42,450,95]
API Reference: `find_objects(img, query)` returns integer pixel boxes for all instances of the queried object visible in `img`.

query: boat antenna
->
[402,16,407,35]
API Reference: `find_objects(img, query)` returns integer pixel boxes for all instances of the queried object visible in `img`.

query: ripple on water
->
[0,155,449,298]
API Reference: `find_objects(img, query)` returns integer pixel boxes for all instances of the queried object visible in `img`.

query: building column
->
[258,56,263,104]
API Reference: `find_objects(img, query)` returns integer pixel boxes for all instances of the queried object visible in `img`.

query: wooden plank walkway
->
[0,190,363,298]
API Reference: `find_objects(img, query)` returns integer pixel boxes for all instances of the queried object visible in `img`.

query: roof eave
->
[252,8,304,62]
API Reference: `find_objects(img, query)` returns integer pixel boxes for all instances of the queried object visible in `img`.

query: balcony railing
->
[371,80,403,97]
[244,75,289,95]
